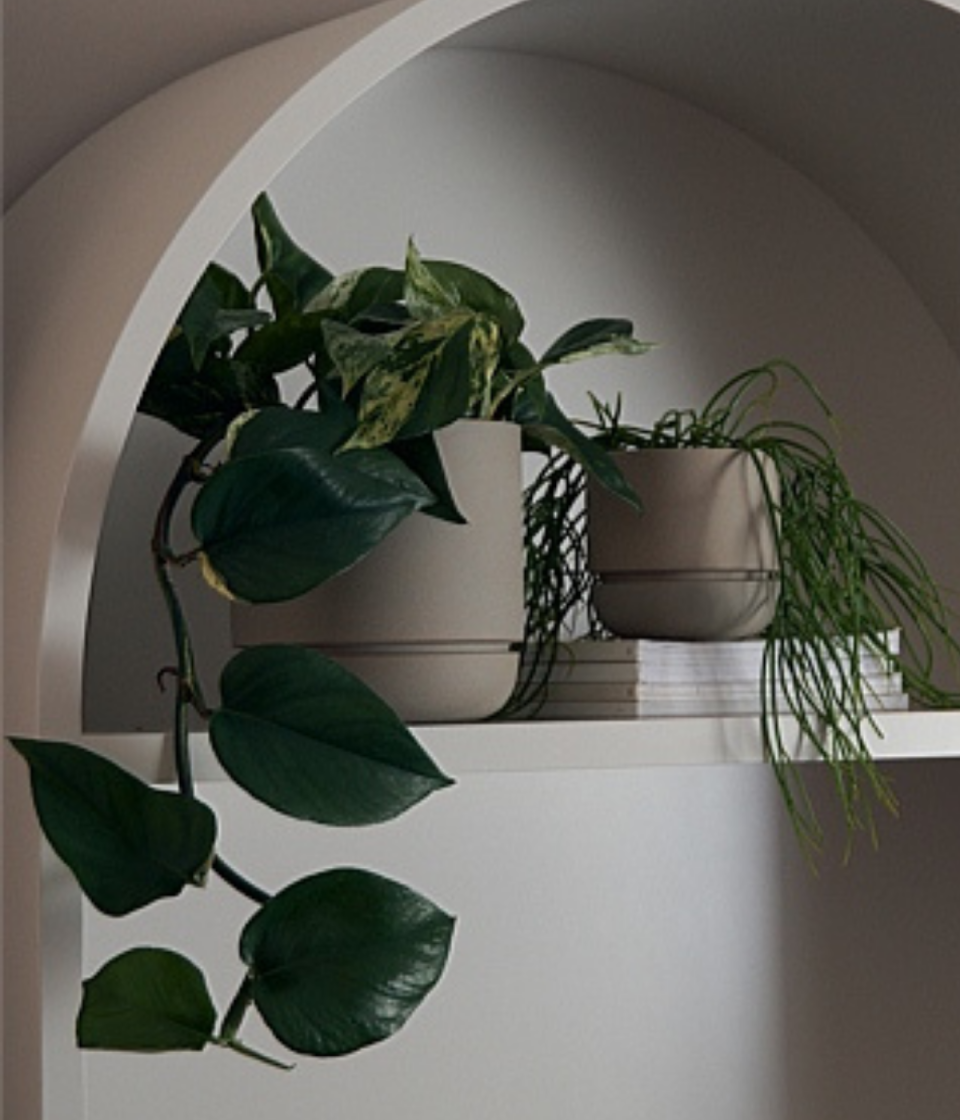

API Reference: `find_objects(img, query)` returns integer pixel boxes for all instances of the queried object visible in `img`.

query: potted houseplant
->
[511,361,960,858]
[7,193,652,1065]
[206,196,651,720]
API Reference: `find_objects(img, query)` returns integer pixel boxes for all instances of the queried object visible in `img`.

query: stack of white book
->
[522,631,908,720]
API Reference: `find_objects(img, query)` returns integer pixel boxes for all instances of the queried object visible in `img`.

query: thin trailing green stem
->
[516,360,960,860]
[211,855,271,906]
[151,436,272,907]
[151,438,217,797]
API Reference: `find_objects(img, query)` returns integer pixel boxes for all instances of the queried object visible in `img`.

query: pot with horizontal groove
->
[587,448,780,640]
[232,420,524,721]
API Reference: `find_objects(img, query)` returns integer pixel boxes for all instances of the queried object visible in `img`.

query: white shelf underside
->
[83,709,960,785]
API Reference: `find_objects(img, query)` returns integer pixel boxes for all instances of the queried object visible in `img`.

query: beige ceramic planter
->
[232,420,524,722]
[587,448,780,640]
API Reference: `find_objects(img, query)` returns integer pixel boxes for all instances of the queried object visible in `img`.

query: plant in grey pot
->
[208,196,653,721]
[513,361,960,858]
[214,198,650,720]
[6,193,652,1065]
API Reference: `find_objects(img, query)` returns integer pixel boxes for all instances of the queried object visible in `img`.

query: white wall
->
[82,761,960,1120]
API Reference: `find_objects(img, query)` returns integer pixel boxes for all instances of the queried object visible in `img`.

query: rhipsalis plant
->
[511,361,960,860]
[8,194,651,1063]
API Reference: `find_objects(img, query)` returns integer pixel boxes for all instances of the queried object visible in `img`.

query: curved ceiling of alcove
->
[8,0,960,357]
[452,0,960,361]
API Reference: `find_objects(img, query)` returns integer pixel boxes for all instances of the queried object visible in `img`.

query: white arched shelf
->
[5,0,960,1116]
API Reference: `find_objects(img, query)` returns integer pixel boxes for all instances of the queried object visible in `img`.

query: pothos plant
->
[510,361,960,860]
[8,194,652,1065]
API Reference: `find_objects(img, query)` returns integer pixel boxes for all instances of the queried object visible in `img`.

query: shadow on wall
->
[777,759,960,1120]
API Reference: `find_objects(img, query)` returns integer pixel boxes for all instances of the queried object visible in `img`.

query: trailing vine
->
[8,192,651,1064]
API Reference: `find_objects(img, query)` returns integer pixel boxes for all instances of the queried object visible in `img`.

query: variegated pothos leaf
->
[404,239,460,319]
[343,312,476,450]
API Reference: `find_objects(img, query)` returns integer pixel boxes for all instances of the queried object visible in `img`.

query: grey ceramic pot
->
[587,448,780,640]
[232,420,524,722]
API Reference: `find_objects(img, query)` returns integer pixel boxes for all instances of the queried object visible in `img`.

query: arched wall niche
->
[84,45,960,735]
[4,0,960,1117]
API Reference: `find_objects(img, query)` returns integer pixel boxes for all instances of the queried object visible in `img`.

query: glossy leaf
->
[406,242,525,344]
[138,260,278,439]
[519,392,642,511]
[191,441,432,602]
[232,406,464,523]
[8,737,217,916]
[344,314,478,449]
[210,646,453,825]
[390,432,466,523]
[241,869,456,1056]
[540,318,654,366]
[139,335,280,440]
[305,265,404,321]
[404,239,460,317]
[229,405,442,508]
[321,319,397,397]
[233,311,333,377]
[177,262,266,370]
[252,193,334,316]
[228,404,350,459]
[78,948,217,1052]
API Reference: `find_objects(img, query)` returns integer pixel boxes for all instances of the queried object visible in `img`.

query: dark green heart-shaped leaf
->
[540,318,654,366]
[178,262,266,370]
[345,315,478,450]
[192,442,432,602]
[406,242,525,345]
[139,335,280,441]
[231,405,464,522]
[233,407,464,523]
[241,869,456,1056]
[78,948,217,1052]
[252,193,334,316]
[8,737,217,916]
[210,646,453,825]
[233,311,333,377]
[228,405,350,459]
[520,392,641,512]
[138,260,278,439]
[226,404,439,550]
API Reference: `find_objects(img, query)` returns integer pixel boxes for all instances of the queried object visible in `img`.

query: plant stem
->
[152,437,272,906]
[212,855,271,906]
[219,975,255,1042]
[151,439,216,797]
[216,977,292,1069]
